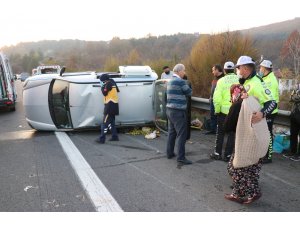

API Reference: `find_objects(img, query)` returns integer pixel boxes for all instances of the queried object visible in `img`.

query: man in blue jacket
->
[166,64,193,165]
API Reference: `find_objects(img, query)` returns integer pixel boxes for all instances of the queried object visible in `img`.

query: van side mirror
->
[60,66,66,76]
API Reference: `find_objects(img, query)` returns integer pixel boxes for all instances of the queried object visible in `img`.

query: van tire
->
[10,105,16,111]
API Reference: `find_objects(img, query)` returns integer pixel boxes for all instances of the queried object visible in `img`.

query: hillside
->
[240,17,300,67]
[1,17,300,73]
[0,34,199,74]
[241,17,300,40]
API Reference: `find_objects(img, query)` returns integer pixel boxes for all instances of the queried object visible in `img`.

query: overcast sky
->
[1,0,299,48]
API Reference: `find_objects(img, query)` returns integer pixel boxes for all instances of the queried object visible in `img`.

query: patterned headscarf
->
[230,84,246,103]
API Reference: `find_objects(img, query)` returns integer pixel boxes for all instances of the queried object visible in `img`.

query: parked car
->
[23,66,162,131]
[20,72,30,82]
[0,52,17,111]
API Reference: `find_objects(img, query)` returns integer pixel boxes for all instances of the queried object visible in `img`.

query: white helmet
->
[236,56,255,67]
[260,60,273,69]
[224,61,235,69]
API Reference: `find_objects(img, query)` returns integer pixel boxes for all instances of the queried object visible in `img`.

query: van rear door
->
[0,63,7,100]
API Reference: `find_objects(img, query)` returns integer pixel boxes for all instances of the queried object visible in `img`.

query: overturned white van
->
[23,66,163,131]
[0,52,17,111]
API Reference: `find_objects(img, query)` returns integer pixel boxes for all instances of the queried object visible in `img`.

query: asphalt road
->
[0,80,299,212]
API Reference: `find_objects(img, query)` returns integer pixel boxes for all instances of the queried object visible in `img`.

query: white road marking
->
[124,135,161,153]
[55,132,123,212]
[265,172,300,190]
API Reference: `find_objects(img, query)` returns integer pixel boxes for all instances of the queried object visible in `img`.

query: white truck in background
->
[36,65,61,75]
[0,52,16,111]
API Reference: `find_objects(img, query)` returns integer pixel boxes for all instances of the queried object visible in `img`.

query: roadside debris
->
[125,127,160,139]
[24,186,38,192]
[191,118,203,129]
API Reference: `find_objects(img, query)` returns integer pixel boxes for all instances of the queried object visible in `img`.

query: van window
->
[49,79,73,129]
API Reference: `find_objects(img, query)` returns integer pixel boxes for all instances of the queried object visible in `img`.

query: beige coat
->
[233,96,270,168]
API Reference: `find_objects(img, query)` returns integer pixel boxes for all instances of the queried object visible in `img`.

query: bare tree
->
[281,30,300,79]
[186,31,258,97]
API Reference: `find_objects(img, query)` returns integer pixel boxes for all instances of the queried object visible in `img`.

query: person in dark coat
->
[96,74,120,144]
[283,84,300,161]
[205,64,224,135]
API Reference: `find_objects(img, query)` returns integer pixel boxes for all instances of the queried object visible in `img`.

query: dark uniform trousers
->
[215,113,235,157]
[99,114,118,142]
[265,113,277,159]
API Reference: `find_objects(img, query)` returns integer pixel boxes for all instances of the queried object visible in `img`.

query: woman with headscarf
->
[223,84,270,204]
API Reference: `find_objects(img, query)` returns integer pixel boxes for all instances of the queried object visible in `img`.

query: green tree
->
[103,56,121,72]
[186,31,258,97]
[126,49,141,65]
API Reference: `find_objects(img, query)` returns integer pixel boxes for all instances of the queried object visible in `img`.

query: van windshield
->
[49,79,73,129]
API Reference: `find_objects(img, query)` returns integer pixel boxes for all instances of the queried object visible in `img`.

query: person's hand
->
[241,92,248,99]
[251,111,263,124]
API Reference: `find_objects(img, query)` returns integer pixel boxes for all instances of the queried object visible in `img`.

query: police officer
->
[210,61,239,161]
[259,60,279,163]
[236,56,277,131]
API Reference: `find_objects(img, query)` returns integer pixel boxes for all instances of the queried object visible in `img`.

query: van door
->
[153,79,192,137]
[116,81,155,125]
[153,80,168,132]
[0,53,16,111]
[49,79,73,129]
[4,57,17,102]
[0,64,6,100]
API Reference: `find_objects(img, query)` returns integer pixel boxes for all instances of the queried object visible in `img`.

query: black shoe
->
[109,137,119,141]
[177,158,192,165]
[290,155,300,162]
[283,152,295,158]
[262,158,272,164]
[210,153,222,160]
[167,153,176,159]
[204,130,216,135]
[95,139,105,144]
[223,155,231,162]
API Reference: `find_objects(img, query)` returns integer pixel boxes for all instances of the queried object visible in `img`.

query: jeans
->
[166,108,187,161]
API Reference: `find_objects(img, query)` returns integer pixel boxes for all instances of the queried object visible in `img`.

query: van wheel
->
[10,106,16,111]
